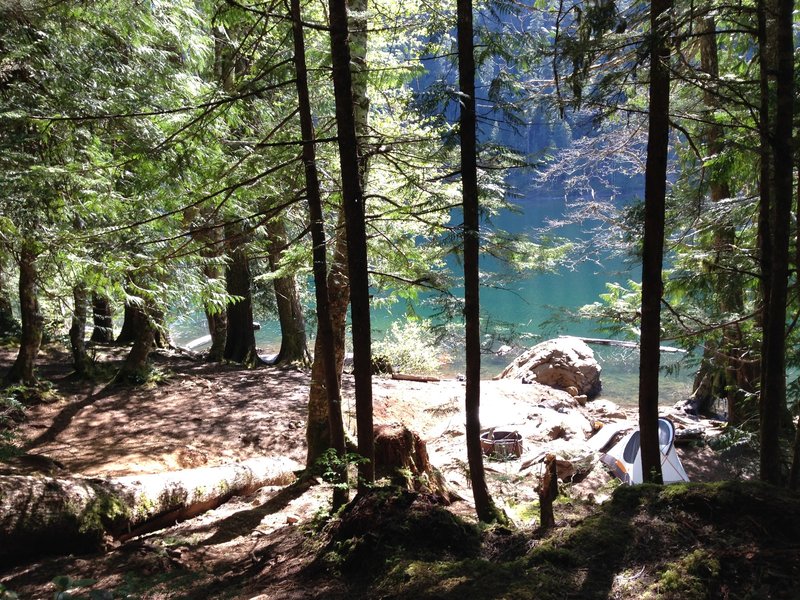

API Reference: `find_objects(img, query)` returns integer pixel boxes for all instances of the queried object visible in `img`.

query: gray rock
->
[498,337,602,398]
[585,399,627,419]
[537,394,581,412]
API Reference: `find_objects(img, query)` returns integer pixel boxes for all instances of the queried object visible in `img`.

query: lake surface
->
[171,187,695,408]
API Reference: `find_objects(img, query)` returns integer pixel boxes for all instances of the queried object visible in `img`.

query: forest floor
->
[1,346,797,599]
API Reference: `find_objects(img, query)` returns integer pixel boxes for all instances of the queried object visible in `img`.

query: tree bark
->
[117,300,169,349]
[0,457,297,566]
[350,0,370,182]
[457,0,503,523]
[328,0,374,487]
[199,17,240,363]
[790,415,800,490]
[5,242,43,386]
[687,17,753,424]
[373,423,449,498]
[0,258,18,337]
[188,210,228,362]
[201,221,228,362]
[638,0,672,485]
[205,301,228,362]
[89,293,114,344]
[223,228,260,366]
[266,217,310,366]
[305,0,370,467]
[758,0,793,485]
[69,283,90,377]
[306,218,350,467]
[538,454,558,531]
[116,297,144,346]
[291,0,349,507]
[113,303,155,384]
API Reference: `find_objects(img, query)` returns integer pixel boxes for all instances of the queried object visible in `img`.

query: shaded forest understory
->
[3,471,800,599]
[1,349,798,599]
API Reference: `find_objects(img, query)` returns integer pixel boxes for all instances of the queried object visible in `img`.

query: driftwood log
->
[0,456,298,566]
[390,373,440,383]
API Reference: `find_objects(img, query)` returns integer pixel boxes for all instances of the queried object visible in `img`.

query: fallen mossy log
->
[0,456,299,566]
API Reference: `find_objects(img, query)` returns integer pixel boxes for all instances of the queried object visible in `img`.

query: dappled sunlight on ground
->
[8,352,314,477]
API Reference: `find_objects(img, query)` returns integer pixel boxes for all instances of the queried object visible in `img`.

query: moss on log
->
[0,457,299,566]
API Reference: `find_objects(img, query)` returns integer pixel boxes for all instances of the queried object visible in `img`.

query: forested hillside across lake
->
[1,0,799,597]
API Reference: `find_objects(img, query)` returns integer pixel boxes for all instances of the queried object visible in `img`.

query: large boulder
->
[498,337,602,398]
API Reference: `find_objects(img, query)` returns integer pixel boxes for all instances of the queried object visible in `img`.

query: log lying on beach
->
[561,335,686,354]
[0,456,299,566]
[391,373,441,383]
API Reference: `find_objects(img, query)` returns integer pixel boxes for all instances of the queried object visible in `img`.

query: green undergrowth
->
[320,482,800,599]
[1,383,61,460]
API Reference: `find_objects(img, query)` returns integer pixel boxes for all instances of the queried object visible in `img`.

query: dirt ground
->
[0,347,744,599]
[5,349,316,478]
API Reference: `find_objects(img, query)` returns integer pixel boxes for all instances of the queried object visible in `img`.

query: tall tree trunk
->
[69,283,90,377]
[116,299,169,349]
[791,416,800,490]
[687,17,752,424]
[89,294,114,344]
[306,219,350,466]
[5,242,43,386]
[292,0,348,508]
[266,217,310,366]
[638,0,672,485]
[201,16,240,363]
[202,236,227,362]
[457,0,503,523]
[223,229,259,366]
[205,299,228,362]
[151,307,171,349]
[113,303,155,385]
[758,0,793,485]
[116,297,144,346]
[0,257,18,337]
[350,0,370,182]
[188,210,228,361]
[306,0,371,468]
[328,0,375,488]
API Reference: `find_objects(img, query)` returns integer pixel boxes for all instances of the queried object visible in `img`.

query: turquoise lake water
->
[171,190,695,408]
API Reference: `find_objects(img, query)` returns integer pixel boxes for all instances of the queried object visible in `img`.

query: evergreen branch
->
[367,269,447,292]
[661,299,759,341]
[28,75,295,123]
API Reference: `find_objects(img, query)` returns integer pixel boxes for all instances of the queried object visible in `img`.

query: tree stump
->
[538,453,558,530]
[373,424,450,500]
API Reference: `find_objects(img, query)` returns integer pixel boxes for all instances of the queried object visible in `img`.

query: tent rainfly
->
[600,418,689,485]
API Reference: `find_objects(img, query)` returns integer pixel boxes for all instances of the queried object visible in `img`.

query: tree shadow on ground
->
[22,384,109,452]
[366,487,641,599]
[198,476,317,546]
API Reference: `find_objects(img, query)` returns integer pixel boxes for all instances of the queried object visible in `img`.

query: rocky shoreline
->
[372,337,753,512]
